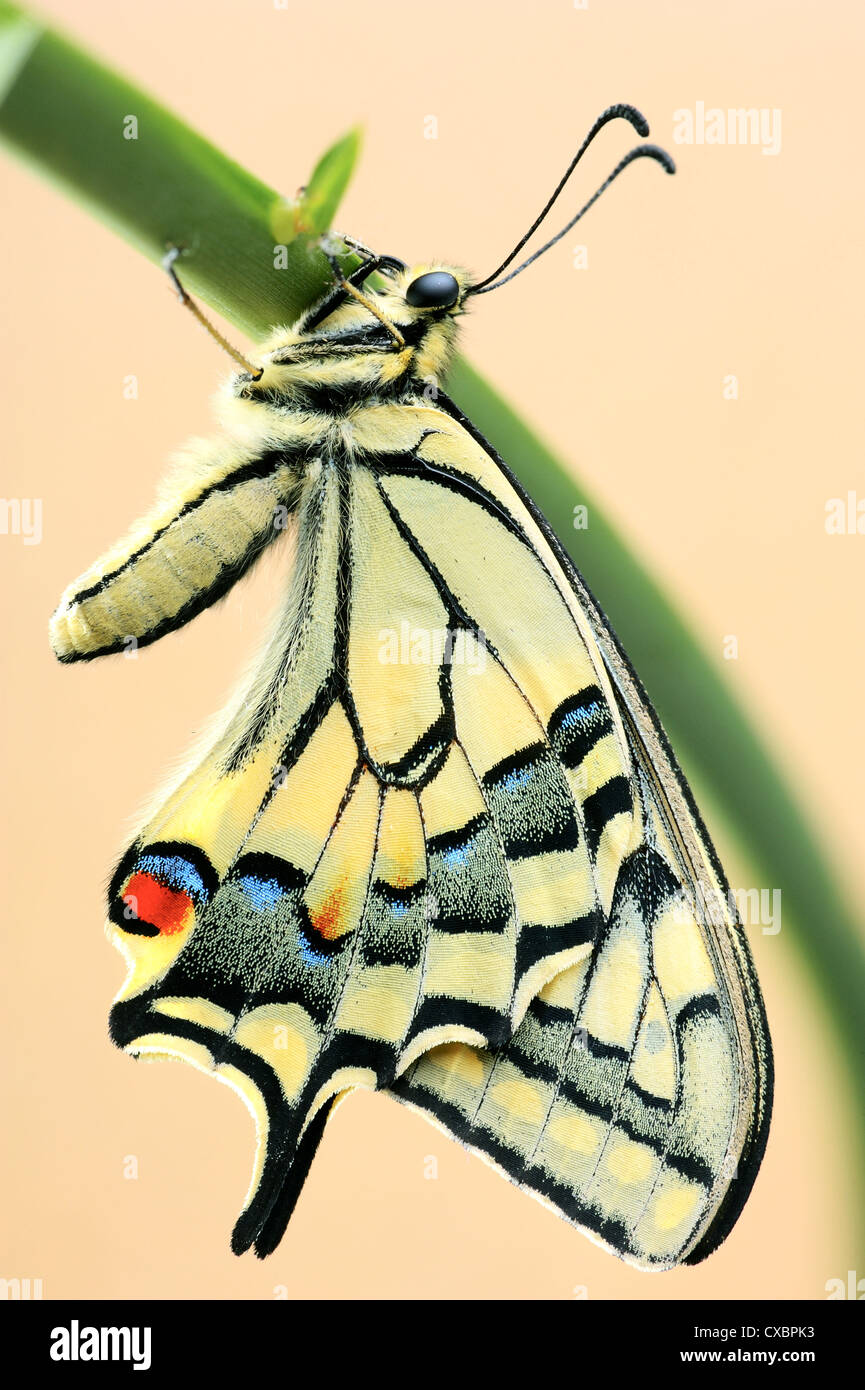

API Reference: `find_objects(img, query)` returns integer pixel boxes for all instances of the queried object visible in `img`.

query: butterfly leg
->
[303,243,407,337]
[332,231,407,280]
[162,246,263,379]
[333,231,377,260]
[312,246,406,346]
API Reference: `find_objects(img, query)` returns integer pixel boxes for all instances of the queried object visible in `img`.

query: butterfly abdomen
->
[49,428,307,662]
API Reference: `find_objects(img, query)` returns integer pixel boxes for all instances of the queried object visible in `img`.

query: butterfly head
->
[238,260,470,405]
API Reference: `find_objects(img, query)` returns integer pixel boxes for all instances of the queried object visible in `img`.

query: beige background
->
[1,0,863,1299]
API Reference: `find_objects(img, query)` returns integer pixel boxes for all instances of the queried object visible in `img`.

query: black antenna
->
[467,105,675,297]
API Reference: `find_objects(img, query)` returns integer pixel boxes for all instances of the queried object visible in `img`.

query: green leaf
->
[0,3,40,94]
[0,3,360,336]
[298,126,363,238]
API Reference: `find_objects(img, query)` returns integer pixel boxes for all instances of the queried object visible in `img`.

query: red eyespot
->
[124,871,194,936]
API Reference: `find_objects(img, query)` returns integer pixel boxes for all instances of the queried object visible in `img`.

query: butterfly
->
[50,104,772,1269]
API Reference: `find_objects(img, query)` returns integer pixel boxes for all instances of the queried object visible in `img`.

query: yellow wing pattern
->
[55,372,769,1265]
[376,399,771,1268]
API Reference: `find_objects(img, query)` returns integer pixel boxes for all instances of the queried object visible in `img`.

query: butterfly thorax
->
[234,264,469,414]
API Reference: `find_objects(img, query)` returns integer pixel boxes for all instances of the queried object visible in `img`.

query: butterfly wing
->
[102,418,618,1256]
[78,385,770,1266]
[383,393,773,1269]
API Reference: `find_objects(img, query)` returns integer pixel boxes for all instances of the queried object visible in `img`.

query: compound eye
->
[405,271,460,308]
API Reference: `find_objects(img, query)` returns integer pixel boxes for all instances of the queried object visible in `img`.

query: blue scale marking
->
[237,874,285,912]
[499,766,534,794]
[237,874,333,966]
[442,842,474,871]
[300,940,332,968]
[561,701,602,730]
[136,854,206,902]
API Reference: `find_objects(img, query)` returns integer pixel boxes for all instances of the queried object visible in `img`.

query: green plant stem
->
[1,0,863,1256]
[0,2,359,330]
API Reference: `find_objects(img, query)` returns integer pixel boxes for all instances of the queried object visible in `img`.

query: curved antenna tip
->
[640,143,676,175]
[469,139,678,296]
[605,102,651,139]
[468,109,674,296]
